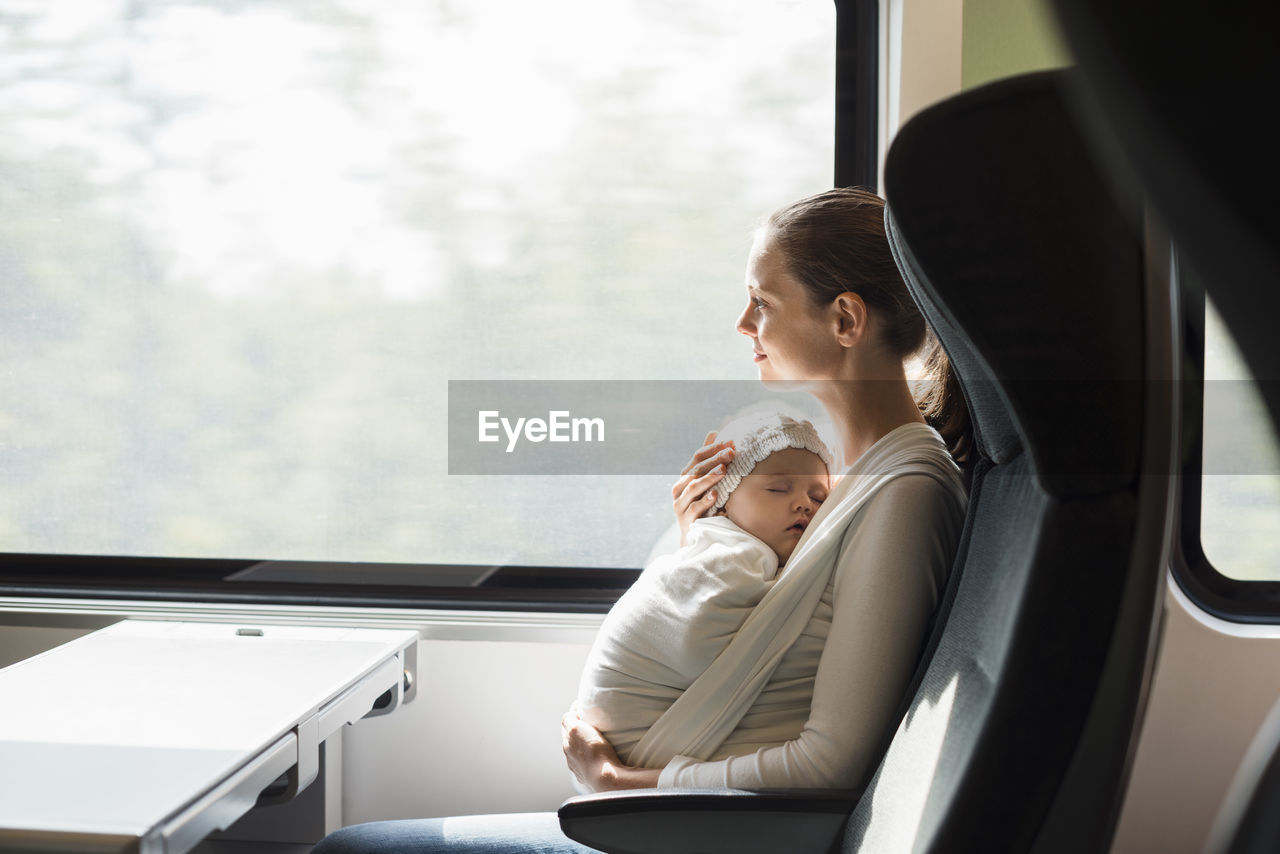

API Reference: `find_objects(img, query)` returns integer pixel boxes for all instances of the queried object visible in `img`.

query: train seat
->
[1043,5,1280,852]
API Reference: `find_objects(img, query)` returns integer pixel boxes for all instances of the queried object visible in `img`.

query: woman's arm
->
[562,711,662,791]
[658,474,964,790]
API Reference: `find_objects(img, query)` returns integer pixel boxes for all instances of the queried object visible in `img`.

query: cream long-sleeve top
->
[656,422,966,791]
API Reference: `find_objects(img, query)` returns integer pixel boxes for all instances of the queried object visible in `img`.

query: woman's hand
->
[671,431,735,545]
[561,711,661,792]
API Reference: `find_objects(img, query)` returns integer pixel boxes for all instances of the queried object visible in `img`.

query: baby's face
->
[721,448,830,566]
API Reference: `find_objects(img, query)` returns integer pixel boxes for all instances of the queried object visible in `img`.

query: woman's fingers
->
[672,465,729,546]
[676,467,727,508]
[677,433,733,478]
[671,445,735,500]
[561,713,578,752]
[670,434,735,545]
[562,712,588,782]
[680,435,731,476]
[562,710,624,790]
[562,711,586,760]
[562,711,605,751]
[672,456,732,510]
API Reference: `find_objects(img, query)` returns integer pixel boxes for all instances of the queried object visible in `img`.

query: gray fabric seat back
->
[844,70,1154,853]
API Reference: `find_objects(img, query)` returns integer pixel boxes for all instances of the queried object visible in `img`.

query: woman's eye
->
[752,296,765,308]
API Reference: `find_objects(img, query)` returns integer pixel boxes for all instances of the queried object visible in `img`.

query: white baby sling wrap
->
[626,423,964,768]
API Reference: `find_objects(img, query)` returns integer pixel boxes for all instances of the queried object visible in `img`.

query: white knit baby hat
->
[706,410,835,515]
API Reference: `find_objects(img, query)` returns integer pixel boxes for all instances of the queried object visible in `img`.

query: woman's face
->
[736,239,839,386]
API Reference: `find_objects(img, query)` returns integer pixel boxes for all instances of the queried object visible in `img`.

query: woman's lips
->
[753,351,767,362]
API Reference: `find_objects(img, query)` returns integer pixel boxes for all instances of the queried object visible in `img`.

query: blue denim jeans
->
[311,812,602,854]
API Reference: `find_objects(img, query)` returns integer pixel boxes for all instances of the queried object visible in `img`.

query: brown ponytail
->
[915,333,971,465]
[764,187,972,464]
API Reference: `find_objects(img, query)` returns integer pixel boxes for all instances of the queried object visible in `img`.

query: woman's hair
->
[762,186,972,463]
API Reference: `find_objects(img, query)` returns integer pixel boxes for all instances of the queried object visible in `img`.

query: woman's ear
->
[831,292,868,347]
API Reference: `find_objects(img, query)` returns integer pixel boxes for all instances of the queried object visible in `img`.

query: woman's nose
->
[735,304,755,336]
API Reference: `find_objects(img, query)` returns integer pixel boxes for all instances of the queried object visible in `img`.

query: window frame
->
[0,1,879,613]
[1172,278,1280,623]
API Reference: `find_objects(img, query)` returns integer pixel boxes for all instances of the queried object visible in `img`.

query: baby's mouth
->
[787,519,809,534]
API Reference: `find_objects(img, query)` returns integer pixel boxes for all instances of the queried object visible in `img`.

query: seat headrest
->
[1049,0,1280,432]
[884,69,1144,497]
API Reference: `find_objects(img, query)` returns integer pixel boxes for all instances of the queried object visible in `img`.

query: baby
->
[574,411,833,765]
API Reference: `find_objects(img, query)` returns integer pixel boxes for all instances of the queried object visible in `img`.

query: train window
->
[1199,301,1280,580]
[0,1,848,606]
[1179,289,1280,620]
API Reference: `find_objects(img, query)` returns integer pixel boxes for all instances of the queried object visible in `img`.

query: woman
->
[313,187,970,852]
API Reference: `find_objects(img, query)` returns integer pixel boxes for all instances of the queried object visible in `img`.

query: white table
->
[0,619,417,854]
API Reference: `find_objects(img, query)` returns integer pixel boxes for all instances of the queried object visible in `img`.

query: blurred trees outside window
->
[0,0,836,569]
